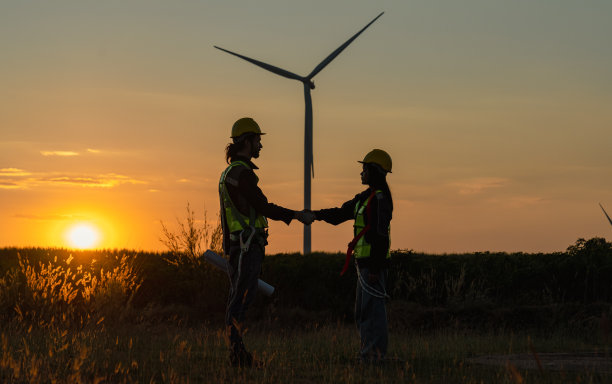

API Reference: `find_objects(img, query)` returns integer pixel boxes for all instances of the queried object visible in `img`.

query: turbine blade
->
[600,203,612,227]
[214,46,304,82]
[307,12,384,79]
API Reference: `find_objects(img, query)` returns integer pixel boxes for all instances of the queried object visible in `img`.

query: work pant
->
[225,242,264,355]
[355,267,388,361]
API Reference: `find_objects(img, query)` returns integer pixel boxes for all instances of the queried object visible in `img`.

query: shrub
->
[2,237,611,328]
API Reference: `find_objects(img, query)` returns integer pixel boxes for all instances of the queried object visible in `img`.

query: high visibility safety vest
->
[219,161,268,233]
[353,190,391,259]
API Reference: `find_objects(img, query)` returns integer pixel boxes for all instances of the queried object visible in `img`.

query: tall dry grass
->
[0,252,140,328]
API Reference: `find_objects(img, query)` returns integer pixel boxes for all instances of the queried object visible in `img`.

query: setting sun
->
[66,223,100,249]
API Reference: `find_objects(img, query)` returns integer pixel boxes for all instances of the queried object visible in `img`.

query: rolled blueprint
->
[203,250,275,296]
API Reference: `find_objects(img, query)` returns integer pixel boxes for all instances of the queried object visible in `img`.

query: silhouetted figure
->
[310,149,393,362]
[219,117,310,367]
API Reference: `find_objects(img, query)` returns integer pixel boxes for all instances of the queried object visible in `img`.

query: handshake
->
[294,209,316,225]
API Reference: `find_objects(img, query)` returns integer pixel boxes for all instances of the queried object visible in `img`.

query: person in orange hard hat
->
[309,149,393,363]
[219,117,313,367]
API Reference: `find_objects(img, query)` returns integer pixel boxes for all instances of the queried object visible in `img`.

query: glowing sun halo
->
[66,223,100,249]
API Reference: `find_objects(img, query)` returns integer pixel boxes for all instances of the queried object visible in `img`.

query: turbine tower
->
[215,12,384,254]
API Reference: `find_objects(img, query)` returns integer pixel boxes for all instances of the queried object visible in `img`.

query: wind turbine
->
[215,12,384,254]
[600,203,612,227]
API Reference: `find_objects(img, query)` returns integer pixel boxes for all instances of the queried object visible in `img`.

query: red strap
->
[341,190,376,275]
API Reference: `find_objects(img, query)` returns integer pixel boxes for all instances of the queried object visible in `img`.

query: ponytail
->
[380,178,393,210]
[225,142,241,164]
[366,163,393,209]
[225,133,255,163]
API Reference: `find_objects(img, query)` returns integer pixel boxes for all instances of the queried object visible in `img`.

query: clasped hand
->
[295,209,316,225]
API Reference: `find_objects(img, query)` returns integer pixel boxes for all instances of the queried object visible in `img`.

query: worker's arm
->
[312,192,364,225]
[239,169,296,225]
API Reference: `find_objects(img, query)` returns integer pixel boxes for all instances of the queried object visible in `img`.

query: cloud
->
[12,213,82,221]
[40,150,80,157]
[487,195,546,208]
[0,181,21,189]
[0,168,31,177]
[0,168,146,190]
[42,173,146,188]
[450,177,508,195]
[44,176,116,188]
[39,149,107,156]
[0,168,30,189]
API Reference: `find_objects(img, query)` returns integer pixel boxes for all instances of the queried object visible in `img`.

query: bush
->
[1,238,611,328]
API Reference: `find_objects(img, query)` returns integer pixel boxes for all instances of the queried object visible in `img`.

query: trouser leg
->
[225,243,264,360]
[355,268,388,361]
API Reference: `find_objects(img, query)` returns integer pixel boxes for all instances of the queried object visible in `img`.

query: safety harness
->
[341,189,390,299]
[219,162,267,283]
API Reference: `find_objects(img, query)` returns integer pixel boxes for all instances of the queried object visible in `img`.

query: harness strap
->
[220,183,250,231]
[341,190,376,276]
[355,260,389,299]
[220,164,266,259]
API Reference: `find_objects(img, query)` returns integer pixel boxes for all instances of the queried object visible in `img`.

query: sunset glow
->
[1,2,611,254]
[66,223,100,250]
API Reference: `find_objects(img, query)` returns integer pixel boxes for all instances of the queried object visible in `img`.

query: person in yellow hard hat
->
[308,149,393,363]
[219,117,312,367]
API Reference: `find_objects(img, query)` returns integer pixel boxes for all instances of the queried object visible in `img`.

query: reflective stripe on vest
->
[353,190,391,259]
[219,161,268,233]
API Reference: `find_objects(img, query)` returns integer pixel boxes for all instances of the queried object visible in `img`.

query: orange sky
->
[1,1,611,254]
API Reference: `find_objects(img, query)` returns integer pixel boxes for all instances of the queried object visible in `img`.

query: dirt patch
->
[468,352,612,372]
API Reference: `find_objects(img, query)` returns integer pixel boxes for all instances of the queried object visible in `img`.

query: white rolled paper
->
[203,250,275,296]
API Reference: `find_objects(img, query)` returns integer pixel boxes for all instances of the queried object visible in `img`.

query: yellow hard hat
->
[359,149,392,173]
[231,117,265,138]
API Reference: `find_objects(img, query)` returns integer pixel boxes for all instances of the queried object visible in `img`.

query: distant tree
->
[565,237,612,303]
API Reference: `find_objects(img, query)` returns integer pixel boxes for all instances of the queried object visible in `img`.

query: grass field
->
[2,241,612,383]
[1,321,610,383]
